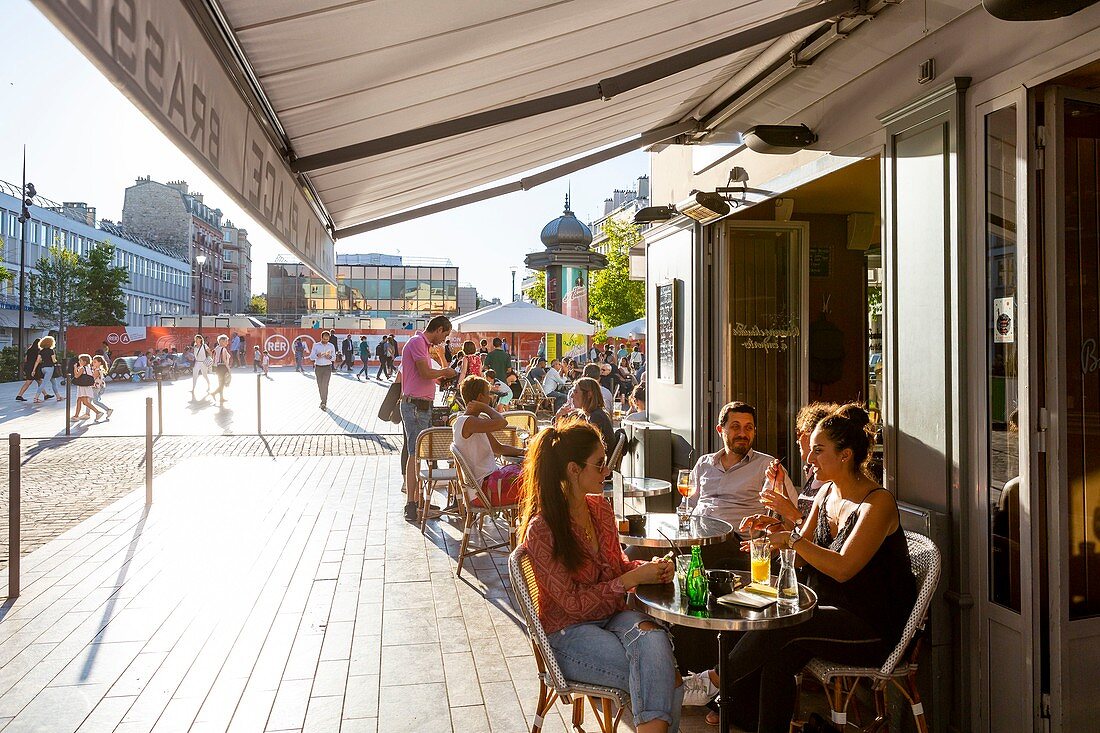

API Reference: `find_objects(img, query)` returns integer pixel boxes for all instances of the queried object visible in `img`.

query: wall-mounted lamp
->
[676,191,731,223]
[743,124,817,154]
[633,205,677,224]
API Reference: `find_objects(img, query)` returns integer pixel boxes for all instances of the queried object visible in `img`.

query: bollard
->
[256,373,262,435]
[145,397,153,505]
[157,379,163,435]
[65,374,71,437]
[8,433,20,599]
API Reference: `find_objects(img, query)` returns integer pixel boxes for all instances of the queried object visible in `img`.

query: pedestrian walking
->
[310,330,337,411]
[191,334,212,395]
[32,336,62,403]
[253,345,262,372]
[293,337,306,373]
[211,334,233,405]
[341,334,355,373]
[15,338,42,402]
[374,337,389,380]
[238,334,248,367]
[399,316,457,522]
[101,340,112,366]
[383,335,398,379]
[89,354,113,419]
[229,332,241,367]
[357,336,371,380]
[71,354,104,422]
[262,350,271,377]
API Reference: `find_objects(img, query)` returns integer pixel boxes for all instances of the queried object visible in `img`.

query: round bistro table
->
[632,572,817,733]
[618,513,734,547]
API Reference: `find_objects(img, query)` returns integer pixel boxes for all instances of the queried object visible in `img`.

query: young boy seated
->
[484,368,514,406]
[452,376,526,507]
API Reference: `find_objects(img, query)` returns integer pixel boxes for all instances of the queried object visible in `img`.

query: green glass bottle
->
[685,545,708,609]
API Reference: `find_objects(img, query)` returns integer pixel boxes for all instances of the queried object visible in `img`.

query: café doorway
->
[704,157,882,478]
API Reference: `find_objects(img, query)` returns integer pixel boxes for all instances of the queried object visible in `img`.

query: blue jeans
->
[549,610,682,730]
[399,399,433,451]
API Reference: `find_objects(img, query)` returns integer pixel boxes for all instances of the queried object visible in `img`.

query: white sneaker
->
[681,670,719,707]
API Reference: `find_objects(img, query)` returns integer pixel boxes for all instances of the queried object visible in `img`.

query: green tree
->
[0,263,12,287]
[248,294,268,314]
[29,245,83,357]
[589,218,644,329]
[526,270,546,307]
[73,241,129,326]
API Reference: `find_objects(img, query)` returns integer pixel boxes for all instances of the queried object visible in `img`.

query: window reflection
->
[986,106,1021,612]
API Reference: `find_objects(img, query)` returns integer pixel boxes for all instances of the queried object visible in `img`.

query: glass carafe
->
[776,548,800,609]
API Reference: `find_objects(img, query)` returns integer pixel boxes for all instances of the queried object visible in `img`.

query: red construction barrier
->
[66,326,548,367]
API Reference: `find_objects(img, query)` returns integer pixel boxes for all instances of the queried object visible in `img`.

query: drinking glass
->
[676,469,695,532]
[675,554,691,597]
[750,537,772,585]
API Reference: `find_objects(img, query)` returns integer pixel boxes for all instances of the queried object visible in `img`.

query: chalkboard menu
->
[809,246,830,278]
[656,279,678,382]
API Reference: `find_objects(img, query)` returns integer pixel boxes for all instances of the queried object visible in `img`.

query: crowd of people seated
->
[505,394,917,733]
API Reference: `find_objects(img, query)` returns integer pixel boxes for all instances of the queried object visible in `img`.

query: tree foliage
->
[589,218,644,330]
[248,294,268,314]
[30,246,82,331]
[73,241,129,326]
[525,270,546,307]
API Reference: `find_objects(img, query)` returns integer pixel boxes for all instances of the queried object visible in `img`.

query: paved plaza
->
[0,372,720,732]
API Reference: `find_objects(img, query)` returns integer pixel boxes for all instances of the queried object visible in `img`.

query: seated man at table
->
[452,376,526,506]
[541,359,569,410]
[690,400,797,570]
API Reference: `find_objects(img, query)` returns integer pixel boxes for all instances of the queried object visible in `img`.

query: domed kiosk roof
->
[540,194,593,249]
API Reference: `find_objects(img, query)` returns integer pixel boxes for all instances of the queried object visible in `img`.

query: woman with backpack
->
[210,334,233,405]
[71,354,104,421]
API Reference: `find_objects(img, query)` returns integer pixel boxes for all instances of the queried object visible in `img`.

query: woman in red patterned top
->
[520,420,684,732]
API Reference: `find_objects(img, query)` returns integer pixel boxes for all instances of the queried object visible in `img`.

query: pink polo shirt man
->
[400,331,437,400]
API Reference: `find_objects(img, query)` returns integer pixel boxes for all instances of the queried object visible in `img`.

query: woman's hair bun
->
[835,402,871,431]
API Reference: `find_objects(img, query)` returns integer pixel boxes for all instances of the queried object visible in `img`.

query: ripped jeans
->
[549,610,682,731]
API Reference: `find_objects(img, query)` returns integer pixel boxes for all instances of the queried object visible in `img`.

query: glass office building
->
[267,253,459,322]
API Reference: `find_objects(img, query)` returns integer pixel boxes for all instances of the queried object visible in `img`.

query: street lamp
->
[510,265,518,303]
[15,149,35,380]
[195,254,207,337]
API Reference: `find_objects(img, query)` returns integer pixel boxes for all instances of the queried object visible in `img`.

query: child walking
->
[71,354,104,422]
[89,355,113,419]
[262,349,271,377]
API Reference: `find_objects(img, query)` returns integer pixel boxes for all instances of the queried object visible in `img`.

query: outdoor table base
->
[632,572,817,733]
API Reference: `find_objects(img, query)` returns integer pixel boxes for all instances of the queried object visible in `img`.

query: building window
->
[222,271,232,282]
[222,289,232,301]
[224,250,233,263]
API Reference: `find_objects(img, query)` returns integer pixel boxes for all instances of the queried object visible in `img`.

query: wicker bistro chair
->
[504,410,539,441]
[792,531,942,733]
[414,427,460,531]
[524,379,557,416]
[450,444,520,576]
[509,546,630,733]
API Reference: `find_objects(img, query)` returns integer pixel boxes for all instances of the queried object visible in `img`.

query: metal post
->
[65,369,71,436]
[145,398,153,505]
[16,150,28,381]
[256,373,262,434]
[8,433,20,599]
[157,379,163,435]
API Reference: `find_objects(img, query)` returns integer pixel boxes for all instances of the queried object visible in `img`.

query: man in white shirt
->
[309,331,338,411]
[541,359,568,410]
[133,352,148,380]
[689,401,797,569]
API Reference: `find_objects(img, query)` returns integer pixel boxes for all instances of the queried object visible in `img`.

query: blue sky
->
[0,1,649,303]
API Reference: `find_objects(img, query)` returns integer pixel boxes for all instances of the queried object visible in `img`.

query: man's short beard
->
[727,441,750,458]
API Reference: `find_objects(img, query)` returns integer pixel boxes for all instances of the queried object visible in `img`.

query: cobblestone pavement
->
[0,434,402,568]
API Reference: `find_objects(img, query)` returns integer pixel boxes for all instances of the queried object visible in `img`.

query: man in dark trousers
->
[341,334,355,373]
[374,338,388,380]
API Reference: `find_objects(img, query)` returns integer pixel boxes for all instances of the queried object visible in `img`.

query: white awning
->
[452,300,595,336]
[32,0,857,275]
[607,317,646,339]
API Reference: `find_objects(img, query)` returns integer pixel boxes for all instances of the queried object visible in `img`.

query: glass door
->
[973,90,1038,733]
[713,221,808,464]
[1041,86,1100,731]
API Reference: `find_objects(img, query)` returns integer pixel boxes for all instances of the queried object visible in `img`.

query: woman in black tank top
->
[681,404,918,732]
